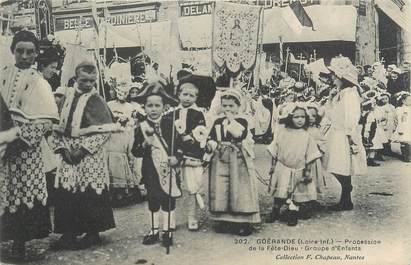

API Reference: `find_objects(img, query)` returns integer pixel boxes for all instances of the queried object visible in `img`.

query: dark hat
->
[37,47,61,67]
[177,63,195,81]
[135,81,178,106]
[178,74,216,108]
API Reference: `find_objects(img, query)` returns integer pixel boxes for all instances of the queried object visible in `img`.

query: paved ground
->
[1,144,411,265]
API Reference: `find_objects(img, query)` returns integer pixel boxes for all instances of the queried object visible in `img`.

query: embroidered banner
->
[212,2,262,73]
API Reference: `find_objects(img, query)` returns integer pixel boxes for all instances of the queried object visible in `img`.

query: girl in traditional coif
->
[205,89,260,236]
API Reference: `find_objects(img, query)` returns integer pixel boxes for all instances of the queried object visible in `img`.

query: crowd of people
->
[0,30,410,262]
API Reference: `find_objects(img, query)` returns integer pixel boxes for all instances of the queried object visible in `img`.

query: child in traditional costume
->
[375,92,397,157]
[267,103,322,226]
[393,92,411,162]
[107,81,140,203]
[304,102,327,218]
[205,89,260,236]
[361,91,382,166]
[371,92,390,162]
[51,62,118,250]
[174,76,208,231]
[360,99,378,166]
[131,81,181,247]
[0,31,59,261]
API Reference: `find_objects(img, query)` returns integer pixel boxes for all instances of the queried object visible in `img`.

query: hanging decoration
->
[34,0,53,40]
[212,2,262,73]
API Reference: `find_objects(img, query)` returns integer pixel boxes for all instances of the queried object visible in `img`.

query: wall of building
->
[355,0,378,65]
[399,29,411,65]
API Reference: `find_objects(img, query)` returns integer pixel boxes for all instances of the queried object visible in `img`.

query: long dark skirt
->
[1,200,50,242]
[54,187,115,235]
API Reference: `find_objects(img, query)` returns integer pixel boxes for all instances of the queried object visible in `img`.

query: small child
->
[375,92,397,157]
[131,82,182,247]
[359,99,379,166]
[173,78,207,231]
[393,92,411,162]
[267,103,322,226]
[304,103,327,218]
[107,82,139,203]
[372,94,390,162]
[205,89,260,236]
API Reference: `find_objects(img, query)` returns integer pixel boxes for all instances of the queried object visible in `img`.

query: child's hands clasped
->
[168,156,179,167]
[301,167,313,184]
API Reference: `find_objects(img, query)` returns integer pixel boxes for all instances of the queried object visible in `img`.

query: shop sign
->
[180,3,213,16]
[55,9,157,31]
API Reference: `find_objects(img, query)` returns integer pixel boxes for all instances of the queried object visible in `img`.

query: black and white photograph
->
[0,0,410,264]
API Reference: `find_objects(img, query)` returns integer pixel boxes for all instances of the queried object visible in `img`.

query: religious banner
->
[34,0,53,40]
[212,2,263,73]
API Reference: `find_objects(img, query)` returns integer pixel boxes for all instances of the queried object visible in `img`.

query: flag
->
[289,1,315,30]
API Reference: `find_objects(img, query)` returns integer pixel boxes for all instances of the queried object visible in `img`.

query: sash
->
[140,121,181,198]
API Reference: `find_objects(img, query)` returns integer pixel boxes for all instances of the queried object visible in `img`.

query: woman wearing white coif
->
[323,56,367,211]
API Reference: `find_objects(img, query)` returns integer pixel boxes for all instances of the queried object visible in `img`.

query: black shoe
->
[162,231,173,247]
[367,159,380,166]
[287,210,298,226]
[142,232,160,245]
[78,233,102,249]
[374,154,385,161]
[237,225,253,236]
[51,234,77,251]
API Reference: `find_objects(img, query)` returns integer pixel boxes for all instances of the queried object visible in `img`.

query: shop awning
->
[263,5,357,43]
[375,0,410,32]
[178,5,357,48]
[54,21,172,49]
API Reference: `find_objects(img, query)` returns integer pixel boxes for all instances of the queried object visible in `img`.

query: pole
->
[279,36,283,65]
[211,1,216,80]
[166,18,177,255]
[298,53,303,82]
[285,47,290,75]
[254,6,264,91]
[166,91,176,255]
